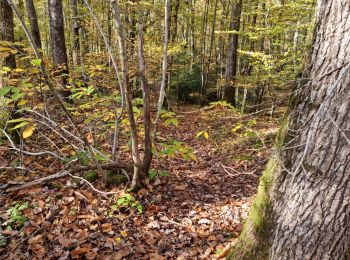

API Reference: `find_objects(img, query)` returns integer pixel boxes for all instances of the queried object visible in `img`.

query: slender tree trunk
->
[229,0,350,258]
[48,0,70,96]
[189,0,196,73]
[137,18,152,173]
[223,0,242,106]
[199,0,209,103]
[166,0,180,109]
[203,0,218,98]
[25,0,42,50]
[241,0,258,113]
[153,0,170,140]
[0,0,16,69]
[70,0,80,68]
[111,0,142,190]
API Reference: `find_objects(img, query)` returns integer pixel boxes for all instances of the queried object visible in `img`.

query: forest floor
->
[0,104,281,259]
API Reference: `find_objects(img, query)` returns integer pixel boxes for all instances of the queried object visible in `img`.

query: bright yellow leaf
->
[203,131,209,139]
[22,124,36,139]
[115,237,122,245]
[17,99,28,106]
[120,230,128,237]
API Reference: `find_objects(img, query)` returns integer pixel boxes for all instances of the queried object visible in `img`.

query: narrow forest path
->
[0,104,279,259]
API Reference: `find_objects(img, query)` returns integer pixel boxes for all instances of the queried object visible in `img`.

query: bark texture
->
[48,0,68,68]
[270,0,350,258]
[229,0,350,259]
[25,0,42,50]
[223,0,242,106]
[0,0,16,68]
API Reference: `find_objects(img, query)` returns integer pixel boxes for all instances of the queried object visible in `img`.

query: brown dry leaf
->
[101,223,113,233]
[113,246,131,260]
[85,251,98,259]
[86,132,94,144]
[2,230,18,236]
[18,186,41,195]
[208,235,217,241]
[147,204,160,214]
[76,214,95,220]
[28,234,43,244]
[148,253,166,260]
[105,237,115,249]
[78,229,88,239]
[58,235,75,247]
[29,243,46,257]
[174,184,188,191]
[23,226,37,235]
[74,191,88,201]
[137,188,148,197]
[71,247,90,258]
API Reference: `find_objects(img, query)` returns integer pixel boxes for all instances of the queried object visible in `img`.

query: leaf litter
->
[0,104,279,259]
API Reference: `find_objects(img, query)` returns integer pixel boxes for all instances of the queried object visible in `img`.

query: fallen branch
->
[4,162,133,193]
[5,171,69,192]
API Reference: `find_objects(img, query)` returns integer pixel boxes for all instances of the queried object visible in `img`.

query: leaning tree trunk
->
[229,0,350,259]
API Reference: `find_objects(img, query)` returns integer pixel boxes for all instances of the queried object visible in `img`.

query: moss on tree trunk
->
[227,117,289,259]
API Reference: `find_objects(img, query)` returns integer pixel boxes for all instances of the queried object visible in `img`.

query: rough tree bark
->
[229,0,350,259]
[223,0,242,106]
[0,0,16,69]
[48,0,69,89]
[25,0,42,50]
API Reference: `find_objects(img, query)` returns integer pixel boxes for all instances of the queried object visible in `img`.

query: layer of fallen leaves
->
[0,104,280,259]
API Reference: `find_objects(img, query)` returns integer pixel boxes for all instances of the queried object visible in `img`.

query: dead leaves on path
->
[0,105,278,258]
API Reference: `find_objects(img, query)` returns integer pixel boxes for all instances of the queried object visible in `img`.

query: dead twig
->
[67,171,126,196]
[220,163,258,178]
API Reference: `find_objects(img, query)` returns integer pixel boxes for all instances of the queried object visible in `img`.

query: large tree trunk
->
[223,0,242,106]
[0,0,16,69]
[25,0,42,50]
[48,0,69,89]
[229,0,350,259]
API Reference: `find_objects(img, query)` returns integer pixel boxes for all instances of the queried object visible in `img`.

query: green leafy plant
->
[64,151,90,166]
[161,110,179,127]
[148,169,171,181]
[6,201,28,229]
[111,193,142,214]
[232,119,262,147]
[158,140,197,161]
[148,170,157,181]
[209,101,236,110]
